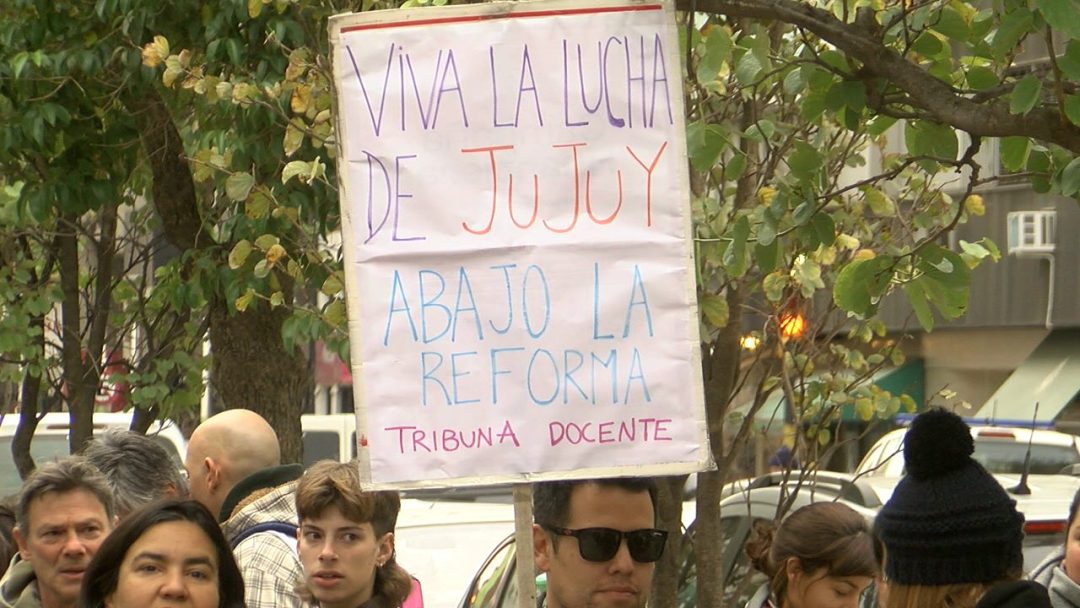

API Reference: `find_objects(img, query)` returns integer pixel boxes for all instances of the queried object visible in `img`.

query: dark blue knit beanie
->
[873,408,1025,585]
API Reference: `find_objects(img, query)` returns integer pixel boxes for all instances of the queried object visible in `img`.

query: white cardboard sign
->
[329,0,710,487]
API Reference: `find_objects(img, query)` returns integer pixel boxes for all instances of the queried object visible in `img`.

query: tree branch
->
[677,0,1080,153]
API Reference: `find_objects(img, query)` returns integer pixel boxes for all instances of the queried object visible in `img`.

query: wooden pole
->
[513,483,537,608]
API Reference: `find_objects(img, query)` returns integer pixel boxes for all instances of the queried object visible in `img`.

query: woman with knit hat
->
[874,407,1052,608]
[1029,487,1080,607]
[743,501,883,608]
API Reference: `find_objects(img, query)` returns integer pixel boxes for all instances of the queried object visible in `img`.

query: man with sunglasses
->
[532,477,667,608]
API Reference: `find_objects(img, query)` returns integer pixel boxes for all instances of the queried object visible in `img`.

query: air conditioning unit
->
[1007,210,1056,255]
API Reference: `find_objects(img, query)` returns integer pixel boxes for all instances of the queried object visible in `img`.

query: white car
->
[0,411,188,499]
[394,498,517,608]
[856,424,1080,478]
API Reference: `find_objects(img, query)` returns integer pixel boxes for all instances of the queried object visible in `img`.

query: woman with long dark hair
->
[80,499,245,608]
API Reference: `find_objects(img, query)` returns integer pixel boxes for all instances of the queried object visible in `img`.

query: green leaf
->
[235,288,255,312]
[282,160,309,184]
[905,120,958,162]
[863,187,896,217]
[931,7,971,41]
[686,122,726,172]
[1035,0,1080,39]
[1061,42,1080,80]
[833,256,894,316]
[965,66,999,91]
[991,8,1034,62]
[763,271,787,302]
[911,32,945,58]
[866,116,898,137]
[809,212,835,248]
[225,172,255,202]
[699,292,729,328]
[1009,75,1042,115]
[1060,157,1080,196]
[324,299,347,328]
[696,27,732,83]
[788,142,823,182]
[269,291,284,308]
[1064,95,1080,127]
[723,216,751,279]
[254,234,280,250]
[999,137,1030,172]
[755,239,779,275]
[253,258,271,279]
[321,273,344,297]
[228,240,253,269]
[734,50,763,85]
[902,280,934,331]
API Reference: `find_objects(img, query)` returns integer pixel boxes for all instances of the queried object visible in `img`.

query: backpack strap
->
[230,521,298,549]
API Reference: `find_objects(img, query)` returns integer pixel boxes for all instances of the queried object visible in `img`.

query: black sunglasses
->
[541,525,668,563]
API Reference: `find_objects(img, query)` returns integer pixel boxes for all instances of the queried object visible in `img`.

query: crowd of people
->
[2,407,1080,607]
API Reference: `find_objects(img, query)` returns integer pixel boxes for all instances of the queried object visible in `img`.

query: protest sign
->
[329,0,710,487]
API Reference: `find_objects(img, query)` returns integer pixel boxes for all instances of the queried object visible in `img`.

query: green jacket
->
[0,559,40,608]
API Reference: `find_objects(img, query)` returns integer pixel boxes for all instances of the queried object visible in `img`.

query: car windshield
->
[973,440,1079,475]
[0,435,71,497]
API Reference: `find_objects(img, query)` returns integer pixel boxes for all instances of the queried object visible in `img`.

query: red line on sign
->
[340,4,663,32]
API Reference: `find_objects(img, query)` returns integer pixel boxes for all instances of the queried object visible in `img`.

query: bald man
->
[185,409,304,608]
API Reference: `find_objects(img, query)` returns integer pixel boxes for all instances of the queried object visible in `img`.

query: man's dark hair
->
[533,477,659,527]
[16,456,114,534]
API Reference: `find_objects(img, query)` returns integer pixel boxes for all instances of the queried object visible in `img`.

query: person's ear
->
[785,557,802,583]
[532,524,552,572]
[376,532,394,566]
[204,457,221,492]
[12,527,28,561]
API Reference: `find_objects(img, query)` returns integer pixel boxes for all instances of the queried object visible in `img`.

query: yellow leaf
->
[141,36,169,67]
[291,84,312,115]
[266,243,287,266]
[853,248,877,261]
[964,194,985,216]
[756,186,777,205]
[248,0,263,18]
[283,121,304,157]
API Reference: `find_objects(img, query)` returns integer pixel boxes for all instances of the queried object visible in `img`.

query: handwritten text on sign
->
[331,0,708,485]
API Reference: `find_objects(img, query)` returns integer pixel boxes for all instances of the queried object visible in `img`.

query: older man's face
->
[14,489,112,608]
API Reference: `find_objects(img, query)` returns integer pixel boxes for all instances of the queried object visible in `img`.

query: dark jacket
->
[978,580,1053,608]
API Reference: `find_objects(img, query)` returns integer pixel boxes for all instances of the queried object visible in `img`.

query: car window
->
[351,431,357,459]
[973,441,1080,475]
[302,431,340,467]
[0,435,72,497]
[462,536,515,608]
[678,515,767,608]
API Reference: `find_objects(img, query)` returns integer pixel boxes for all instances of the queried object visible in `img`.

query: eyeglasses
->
[541,525,668,563]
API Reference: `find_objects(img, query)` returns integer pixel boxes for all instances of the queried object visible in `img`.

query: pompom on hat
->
[874,408,1025,586]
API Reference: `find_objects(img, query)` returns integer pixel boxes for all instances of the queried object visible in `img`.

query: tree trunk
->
[652,474,689,608]
[208,299,308,464]
[696,312,743,608]
[57,213,98,454]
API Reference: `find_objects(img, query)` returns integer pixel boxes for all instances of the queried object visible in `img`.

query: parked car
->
[856,424,1080,478]
[457,468,1079,608]
[301,413,357,467]
[0,411,187,499]
[395,498,517,608]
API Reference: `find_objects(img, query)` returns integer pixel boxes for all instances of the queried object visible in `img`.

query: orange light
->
[779,313,807,340]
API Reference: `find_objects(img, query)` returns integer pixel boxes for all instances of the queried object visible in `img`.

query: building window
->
[1007,210,1056,254]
